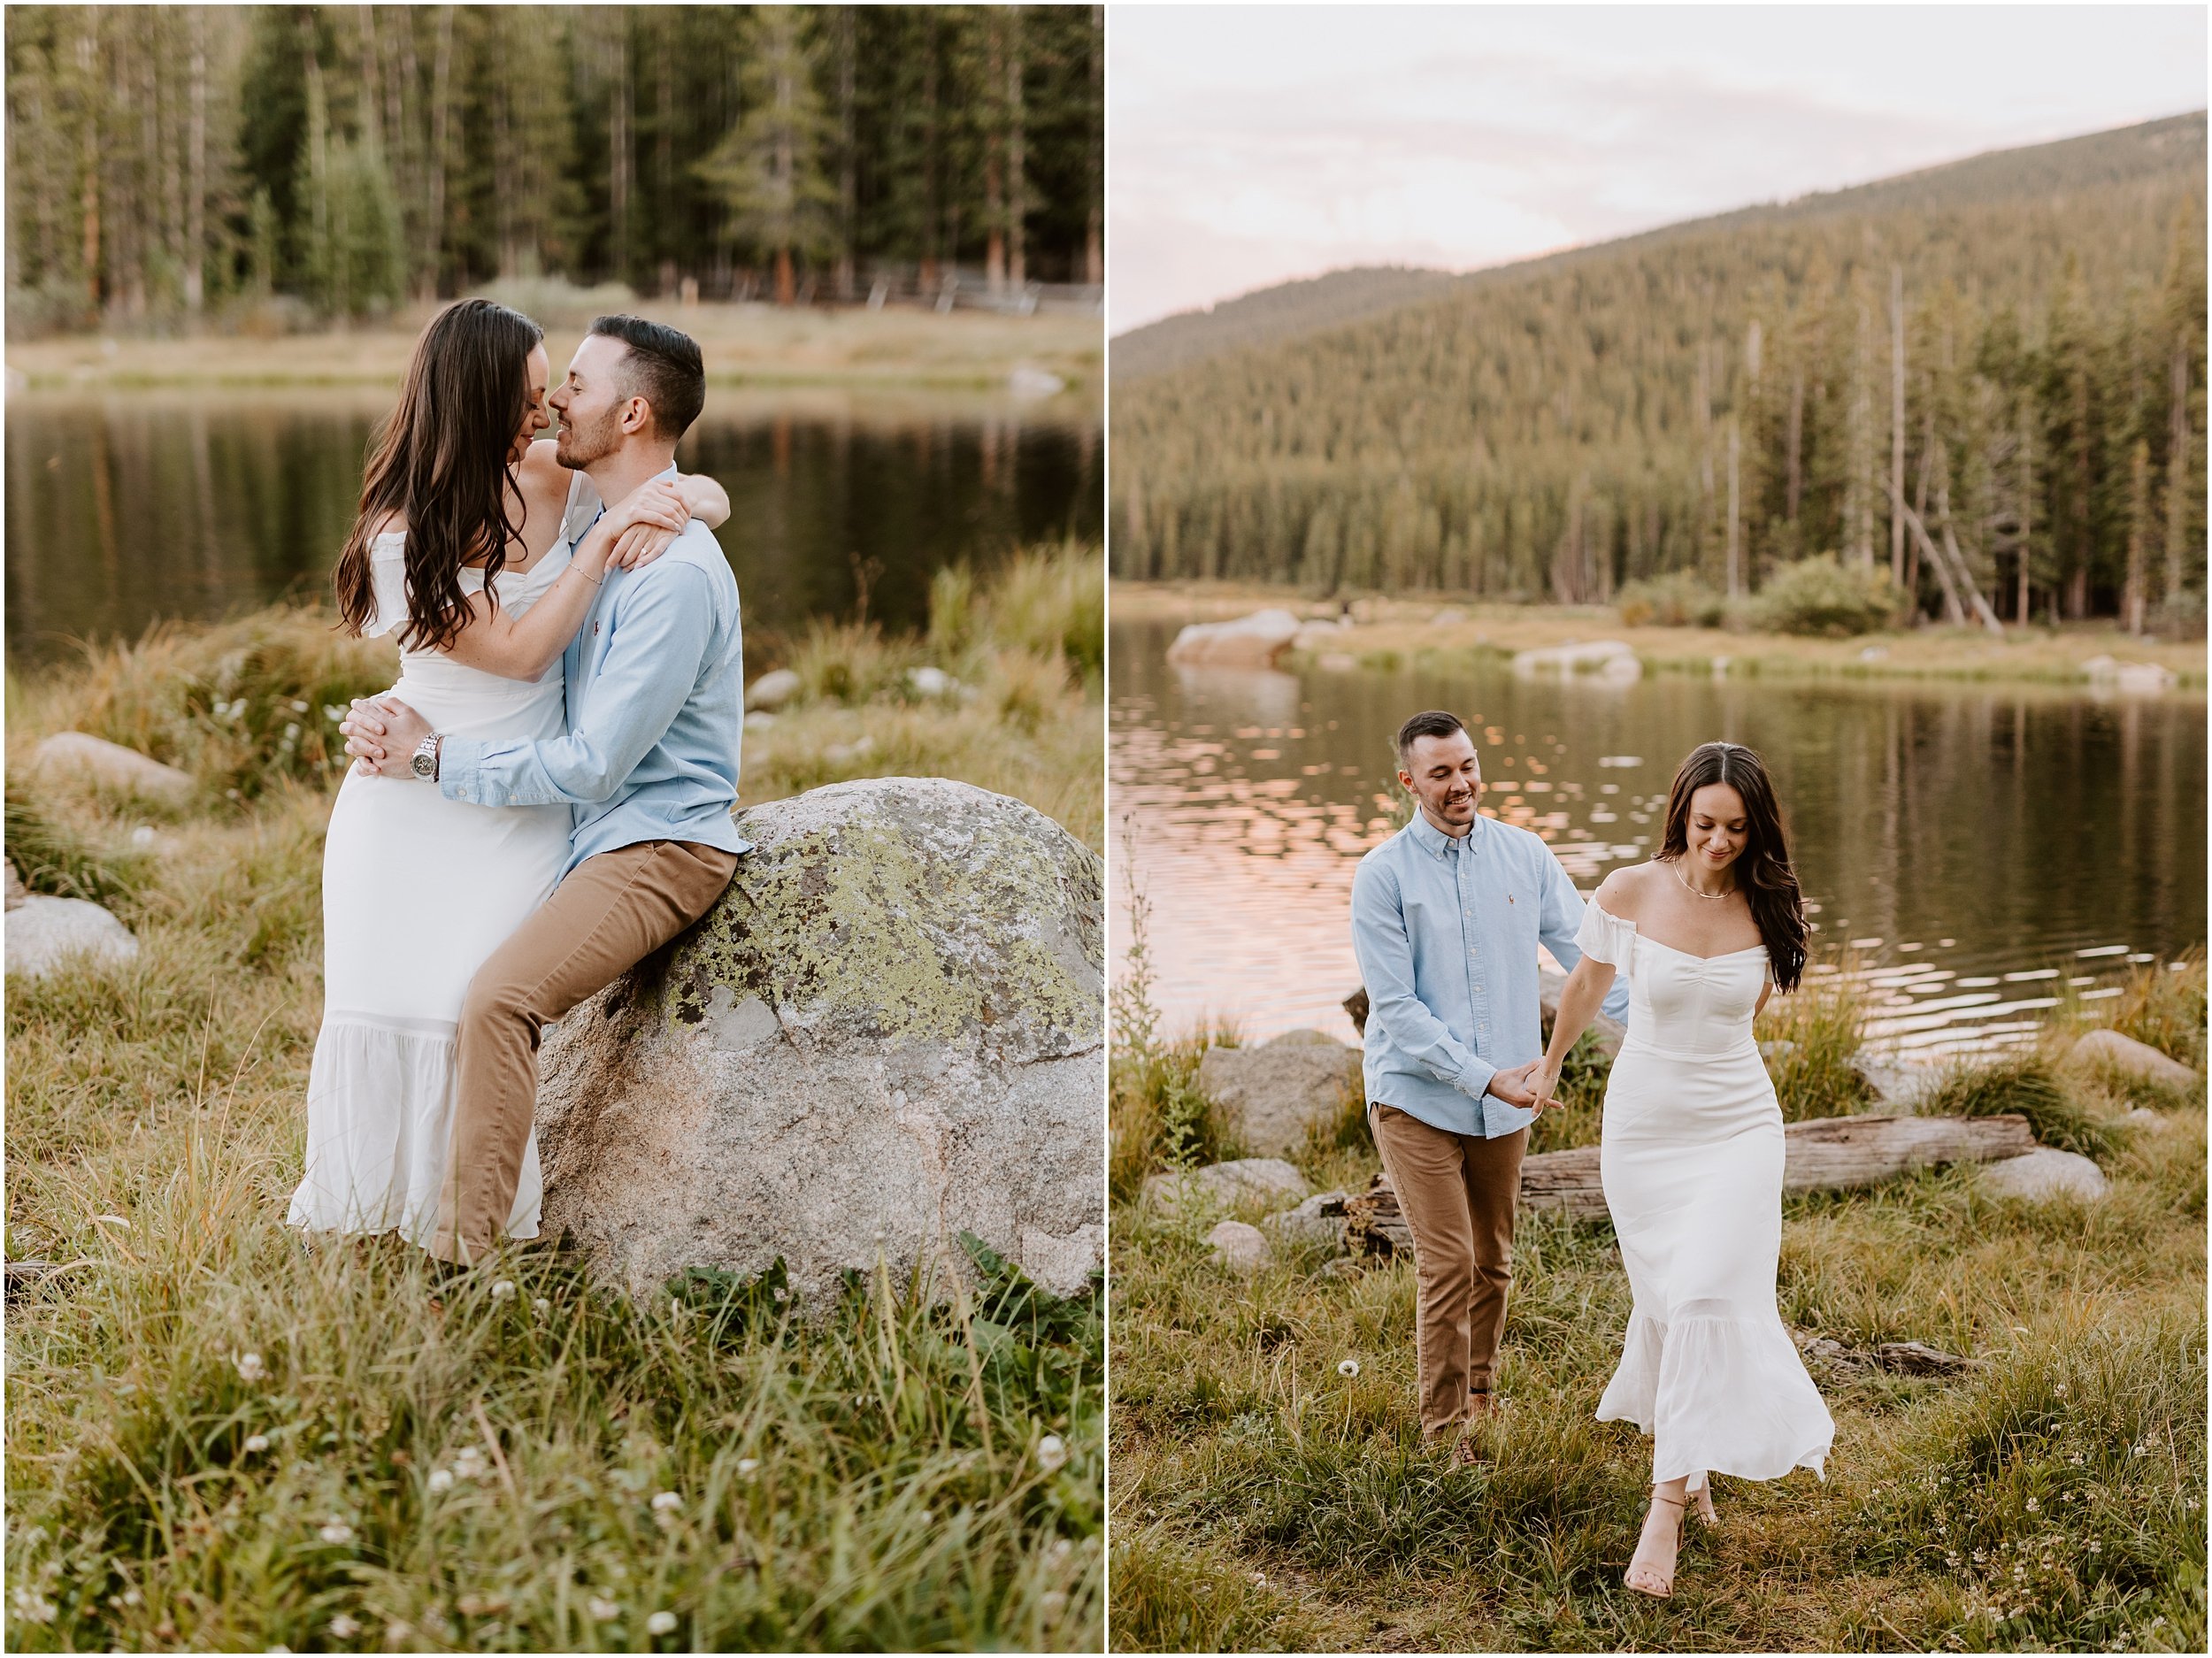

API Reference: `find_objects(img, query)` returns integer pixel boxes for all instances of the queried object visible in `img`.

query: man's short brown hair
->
[1395,709,1468,764]
[588,314,706,441]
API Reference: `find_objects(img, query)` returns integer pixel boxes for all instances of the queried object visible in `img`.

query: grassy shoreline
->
[1113,580,2208,690]
[7,301,1102,399]
[4,549,1105,1652]
[1107,946,2208,1652]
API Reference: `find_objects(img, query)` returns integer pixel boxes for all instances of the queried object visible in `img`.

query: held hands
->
[1484,1057,1565,1117]
[339,695,433,778]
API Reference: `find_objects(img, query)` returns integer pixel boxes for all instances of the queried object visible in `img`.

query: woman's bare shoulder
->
[1594,861,1659,917]
[367,510,408,541]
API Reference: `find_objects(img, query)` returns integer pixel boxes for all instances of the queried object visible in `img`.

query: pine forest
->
[4,4,1103,332]
[1111,115,2208,629]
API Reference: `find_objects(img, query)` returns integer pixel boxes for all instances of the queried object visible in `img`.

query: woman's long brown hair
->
[334,299,543,652]
[1658,741,1809,993]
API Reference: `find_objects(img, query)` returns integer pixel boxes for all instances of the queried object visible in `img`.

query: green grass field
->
[1108,933,2207,1653]
[4,547,1105,1652]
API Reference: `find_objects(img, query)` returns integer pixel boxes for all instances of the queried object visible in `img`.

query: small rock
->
[1978,1147,2110,1204]
[1165,610,1302,671]
[906,665,957,698]
[2082,656,2178,694]
[2122,1107,2169,1132]
[1007,365,1066,399]
[1852,1050,1941,1109]
[746,668,803,711]
[1263,1190,1349,1251]
[1207,1220,1273,1274]
[1143,1157,1310,1215]
[30,733,194,803]
[1198,1032,1363,1157]
[4,894,140,979]
[2070,1028,2198,1092]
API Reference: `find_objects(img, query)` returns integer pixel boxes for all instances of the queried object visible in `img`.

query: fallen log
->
[1792,1330,1985,1378]
[1344,1113,2039,1247]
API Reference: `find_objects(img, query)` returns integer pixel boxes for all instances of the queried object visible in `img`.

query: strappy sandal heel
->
[1624,1491,1688,1599]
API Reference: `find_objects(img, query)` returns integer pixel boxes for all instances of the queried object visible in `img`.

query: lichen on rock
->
[537,777,1104,1304]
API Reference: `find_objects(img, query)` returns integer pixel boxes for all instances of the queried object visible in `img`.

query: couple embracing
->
[287,299,746,1268]
[1352,710,1834,1598]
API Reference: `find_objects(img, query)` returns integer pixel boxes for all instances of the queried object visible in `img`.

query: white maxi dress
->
[1577,901,1834,1492]
[286,527,575,1247]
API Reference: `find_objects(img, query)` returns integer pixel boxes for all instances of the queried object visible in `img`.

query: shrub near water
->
[4,548,1106,1653]
[1747,554,1907,638]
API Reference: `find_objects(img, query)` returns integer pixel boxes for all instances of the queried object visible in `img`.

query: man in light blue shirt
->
[345,316,748,1263]
[1351,708,1630,1455]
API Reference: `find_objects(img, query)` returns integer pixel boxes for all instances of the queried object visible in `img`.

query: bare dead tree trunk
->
[2165,341,2192,610]
[1890,477,1964,625]
[2018,412,2033,623]
[423,4,455,300]
[1006,6,1025,290]
[983,12,1006,294]
[920,14,941,290]
[1890,265,1907,582]
[2125,438,2151,634]
[1084,4,1102,285]
[78,19,102,312]
[1725,418,1741,598]
[834,6,856,301]
[1786,365,1803,523]
[184,8,208,316]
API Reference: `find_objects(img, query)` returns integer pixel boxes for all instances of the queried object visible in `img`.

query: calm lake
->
[5,388,1101,665]
[1111,617,2208,1057]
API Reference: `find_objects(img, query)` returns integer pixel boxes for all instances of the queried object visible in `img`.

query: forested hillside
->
[1111,265,1455,382]
[4,4,1102,333]
[1112,115,2207,626]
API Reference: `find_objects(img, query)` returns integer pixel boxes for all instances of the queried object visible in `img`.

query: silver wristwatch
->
[410,733,442,781]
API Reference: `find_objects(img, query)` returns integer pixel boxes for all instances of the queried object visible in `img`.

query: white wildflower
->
[489,1279,516,1301]
[1337,1358,1360,1378]
[647,1611,677,1636]
[651,1491,682,1513]
[453,1446,488,1480]
[2053,1383,2068,1396]
[588,1597,621,1623]
[234,1351,266,1382]
[2087,1540,2101,1554]
[427,1469,455,1493]
[1035,1433,1068,1473]
[243,1433,270,1454]
[11,1587,58,1624]
[319,1519,355,1545]
[327,1614,361,1639]
[2024,1497,2039,1513]
[288,700,310,714]
[533,1298,551,1316]
[1041,1590,1069,1619]
[736,1457,761,1477]
[121,1588,142,1607]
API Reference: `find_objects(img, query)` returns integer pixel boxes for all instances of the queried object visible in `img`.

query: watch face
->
[411,748,434,778]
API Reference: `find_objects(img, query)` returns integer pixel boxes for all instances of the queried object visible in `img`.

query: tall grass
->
[4,548,1106,1652]
[1109,948,2208,1652]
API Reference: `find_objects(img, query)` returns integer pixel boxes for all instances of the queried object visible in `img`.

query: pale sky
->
[1109,3,2210,336]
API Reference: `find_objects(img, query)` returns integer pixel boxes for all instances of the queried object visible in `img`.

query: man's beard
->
[557,409,621,469]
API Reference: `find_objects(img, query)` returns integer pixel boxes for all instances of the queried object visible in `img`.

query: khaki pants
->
[431,839,740,1263]
[1370,1102,1529,1439]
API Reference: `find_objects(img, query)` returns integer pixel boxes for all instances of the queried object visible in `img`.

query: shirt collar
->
[1406,810,1483,860]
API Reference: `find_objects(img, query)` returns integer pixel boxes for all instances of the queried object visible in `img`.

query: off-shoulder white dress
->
[1575,900,1834,1492]
[286,526,577,1247]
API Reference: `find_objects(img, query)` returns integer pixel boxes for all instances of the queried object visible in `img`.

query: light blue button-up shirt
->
[1351,810,1631,1139]
[438,468,751,874]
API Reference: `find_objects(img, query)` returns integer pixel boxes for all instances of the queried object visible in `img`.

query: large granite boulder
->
[1164,609,1302,670]
[30,733,195,803]
[534,778,1103,1302]
[5,894,140,979]
[2070,1028,2198,1092]
[1141,1157,1310,1215]
[1198,1030,1363,1157]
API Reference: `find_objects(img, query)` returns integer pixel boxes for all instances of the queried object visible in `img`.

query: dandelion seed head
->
[234,1351,266,1382]
[1338,1358,1360,1377]
[243,1433,270,1454]
[489,1279,516,1301]
[651,1491,682,1513]
[647,1611,677,1636]
[427,1469,455,1493]
[1035,1433,1069,1472]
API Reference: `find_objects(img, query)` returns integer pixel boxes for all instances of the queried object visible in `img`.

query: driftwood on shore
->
[1344,1112,2039,1246]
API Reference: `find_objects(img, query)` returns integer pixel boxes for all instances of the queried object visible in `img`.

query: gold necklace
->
[1667,857,1737,901]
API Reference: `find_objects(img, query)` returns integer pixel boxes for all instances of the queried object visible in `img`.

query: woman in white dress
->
[1531,740,1833,1599]
[287,298,726,1252]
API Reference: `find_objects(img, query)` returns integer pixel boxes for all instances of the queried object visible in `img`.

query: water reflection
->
[6,389,1102,662]
[1111,618,2208,1055]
